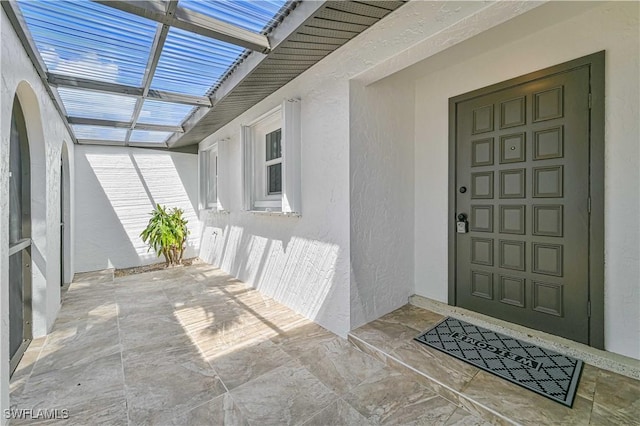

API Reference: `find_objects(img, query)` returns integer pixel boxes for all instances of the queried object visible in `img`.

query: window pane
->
[268,163,281,195]
[265,129,282,161]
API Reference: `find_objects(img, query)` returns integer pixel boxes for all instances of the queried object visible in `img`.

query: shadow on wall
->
[75,148,199,272]
[199,213,341,325]
[170,154,199,215]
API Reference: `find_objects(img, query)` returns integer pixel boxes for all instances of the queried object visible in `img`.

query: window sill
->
[247,210,301,218]
[201,209,230,214]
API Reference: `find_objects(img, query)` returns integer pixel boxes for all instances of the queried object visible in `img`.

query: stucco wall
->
[1,8,76,422]
[408,1,639,359]
[196,1,522,337]
[198,79,352,336]
[74,145,200,272]
[349,76,415,329]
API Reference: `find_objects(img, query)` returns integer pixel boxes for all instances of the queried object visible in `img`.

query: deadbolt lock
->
[456,213,468,234]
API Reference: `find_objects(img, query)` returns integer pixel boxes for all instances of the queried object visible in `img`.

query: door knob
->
[457,213,467,221]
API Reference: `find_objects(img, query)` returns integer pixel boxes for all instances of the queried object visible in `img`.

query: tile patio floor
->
[10,264,486,425]
[9,263,640,425]
[349,306,640,425]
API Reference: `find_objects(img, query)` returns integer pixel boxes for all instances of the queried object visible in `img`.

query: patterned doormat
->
[414,317,583,407]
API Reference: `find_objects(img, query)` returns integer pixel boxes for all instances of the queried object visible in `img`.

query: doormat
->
[414,317,583,407]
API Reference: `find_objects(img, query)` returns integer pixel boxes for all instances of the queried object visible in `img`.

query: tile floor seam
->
[460,367,481,393]
[114,294,131,426]
[200,349,233,394]
[228,391,254,426]
[348,333,520,426]
[161,285,239,397]
[223,356,309,394]
[585,397,595,425]
[185,329,235,396]
[210,319,311,390]
[228,361,339,426]
[174,395,226,424]
[294,392,342,426]
[441,404,459,426]
[214,357,284,393]
[10,341,46,404]
[316,353,386,398]
[159,282,262,426]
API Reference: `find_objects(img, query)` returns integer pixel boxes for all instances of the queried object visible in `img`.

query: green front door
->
[453,64,592,344]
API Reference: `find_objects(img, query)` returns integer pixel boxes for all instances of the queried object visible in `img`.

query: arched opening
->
[14,81,50,339]
[8,97,33,376]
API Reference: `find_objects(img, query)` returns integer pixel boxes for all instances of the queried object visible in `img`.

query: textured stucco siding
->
[198,79,352,337]
[74,145,200,272]
[349,76,415,330]
[196,1,539,337]
[1,8,76,423]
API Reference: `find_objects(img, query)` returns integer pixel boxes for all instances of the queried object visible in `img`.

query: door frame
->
[60,142,72,285]
[60,154,64,286]
[8,248,32,376]
[8,96,34,375]
[447,51,605,349]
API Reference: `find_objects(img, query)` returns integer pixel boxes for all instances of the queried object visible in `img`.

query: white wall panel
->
[74,145,200,272]
[1,8,76,421]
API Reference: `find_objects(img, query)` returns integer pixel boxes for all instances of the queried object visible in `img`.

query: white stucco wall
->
[74,145,200,272]
[1,7,76,422]
[197,1,528,337]
[198,78,352,336]
[349,76,415,329]
[406,1,639,359]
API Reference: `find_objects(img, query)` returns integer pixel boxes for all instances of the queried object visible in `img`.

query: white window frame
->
[242,99,301,214]
[199,143,219,210]
[253,109,282,209]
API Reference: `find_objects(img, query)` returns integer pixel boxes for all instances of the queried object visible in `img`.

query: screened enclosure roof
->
[4,0,406,150]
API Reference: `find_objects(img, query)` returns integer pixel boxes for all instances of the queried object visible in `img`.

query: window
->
[200,143,218,209]
[242,99,301,213]
[248,109,282,209]
[266,129,282,195]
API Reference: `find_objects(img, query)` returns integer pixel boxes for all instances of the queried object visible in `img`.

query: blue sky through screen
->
[180,0,286,33]
[17,0,289,144]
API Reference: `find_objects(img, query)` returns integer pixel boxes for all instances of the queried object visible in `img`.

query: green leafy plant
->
[140,204,189,267]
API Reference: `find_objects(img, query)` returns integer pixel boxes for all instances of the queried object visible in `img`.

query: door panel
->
[455,66,590,344]
[9,98,32,374]
[9,251,24,358]
[61,158,64,286]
